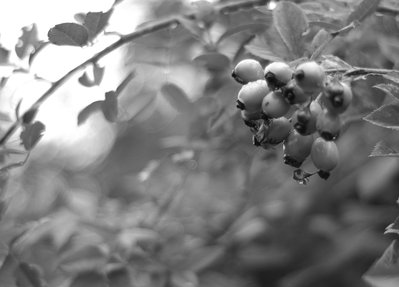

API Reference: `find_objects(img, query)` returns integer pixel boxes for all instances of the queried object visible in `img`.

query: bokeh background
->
[0,0,398,286]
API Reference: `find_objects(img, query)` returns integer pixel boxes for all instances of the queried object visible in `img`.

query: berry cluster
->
[232,59,353,181]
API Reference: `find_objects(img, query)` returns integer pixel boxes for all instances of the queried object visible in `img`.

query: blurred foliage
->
[0,0,398,286]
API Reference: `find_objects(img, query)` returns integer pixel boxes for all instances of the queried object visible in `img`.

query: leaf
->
[15,24,41,59]
[375,83,399,100]
[386,216,399,235]
[308,21,341,31]
[20,122,45,150]
[216,23,267,44]
[370,141,399,157]
[273,1,308,57]
[364,103,399,130]
[245,43,283,62]
[363,240,399,287]
[310,29,331,58]
[78,63,105,87]
[320,54,353,70]
[178,17,204,39]
[77,101,102,125]
[0,253,18,287]
[83,9,113,41]
[70,271,107,287]
[193,52,230,72]
[102,91,118,122]
[161,83,193,113]
[15,262,46,287]
[107,267,131,287]
[47,23,89,47]
[346,0,381,25]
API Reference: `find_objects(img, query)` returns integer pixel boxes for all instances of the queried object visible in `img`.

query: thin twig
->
[0,0,269,146]
[325,67,399,76]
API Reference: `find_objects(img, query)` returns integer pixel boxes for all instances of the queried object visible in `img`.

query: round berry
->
[292,101,322,135]
[282,79,310,105]
[232,59,264,85]
[283,130,314,168]
[240,110,262,128]
[264,62,293,90]
[316,110,341,141]
[237,80,269,112]
[311,137,339,177]
[294,61,325,95]
[265,117,291,145]
[323,80,353,114]
[262,90,291,118]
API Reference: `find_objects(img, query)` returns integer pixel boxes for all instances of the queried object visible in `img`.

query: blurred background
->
[0,0,398,286]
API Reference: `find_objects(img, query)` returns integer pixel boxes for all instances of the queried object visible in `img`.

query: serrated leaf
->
[78,63,105,87]
[374,83,399,100]
[15,262,46,287]
[216,23,267,44]
[15,24,41,59]
[102,92,118,122]
[370,141,399,157]
[20,122,45,150]
[48,23,89,47]
[70,271,107,287]
[273,1,308,58]
[193,52,230,72]
[364,103,399,130]
[245,43,283,62]
[161,83,193,113]
[346,0,381,25]
[363,240,399,286]
[77,101,102,125]
[83,9,113,41]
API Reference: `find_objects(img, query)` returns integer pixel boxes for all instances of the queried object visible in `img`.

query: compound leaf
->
[48,23,89,47]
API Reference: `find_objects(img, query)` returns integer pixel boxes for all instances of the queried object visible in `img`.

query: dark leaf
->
[363,240,399,286]
[20,122,45,150]
[216,23,267,44]
[161,83,193,113]
[15,24,41,59]
[273,1,308,57]
[77,101,103,125]
[386,216,399,235]
[22,108,39,125]
[364,103,399,130]
[70,271,107,287]
[107,267,131,287]
[83,9,113,41]
[0,47,10,65]
[78,63,105,87]
[115,71,135,97]
[193,52,230,72]
[102,92,118,122]
[346,0,381,25]
[308,21,341,31]
[374,83,399,100]
[15,262,46,287]
[370,141,399,157]
[48,23,89,47]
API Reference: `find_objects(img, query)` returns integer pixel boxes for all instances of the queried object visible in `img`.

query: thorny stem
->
[0,0,270,146]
